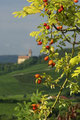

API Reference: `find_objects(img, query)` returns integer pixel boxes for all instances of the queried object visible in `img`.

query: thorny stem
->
[52,73,69,109]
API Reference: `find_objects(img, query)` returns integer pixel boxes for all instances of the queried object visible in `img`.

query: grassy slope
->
[0,63,48,118]
[0,63,63,119]
[0,62,69,101]
[0,50,79,118]
[0,63,51,97]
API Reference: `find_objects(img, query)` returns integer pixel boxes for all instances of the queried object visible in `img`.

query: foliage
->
[13,0,80,119]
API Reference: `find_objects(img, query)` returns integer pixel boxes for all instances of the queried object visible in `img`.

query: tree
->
[13,0,80,119]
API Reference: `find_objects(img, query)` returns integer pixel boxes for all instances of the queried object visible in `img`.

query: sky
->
[0,0,46,56]
[0,0,79,56]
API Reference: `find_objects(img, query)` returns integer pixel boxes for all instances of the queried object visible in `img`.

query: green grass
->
[0,64,48,96]
[0,63,61,95]
[0,103,16,115]
[0,62,79,120]
[0,103,17,120]
[0,63,60,118]
[0,63,53,119]
[0,62,70,97]
[10,63,48,75]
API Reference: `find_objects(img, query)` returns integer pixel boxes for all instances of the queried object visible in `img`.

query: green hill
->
[0,63,61,97]
[0,47,79,120]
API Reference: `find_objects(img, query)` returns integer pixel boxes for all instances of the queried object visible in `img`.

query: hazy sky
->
[0,0,79,56]
[0,0,46,56]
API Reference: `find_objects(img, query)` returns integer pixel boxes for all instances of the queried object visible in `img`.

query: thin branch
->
[71,31,76,57]
[52,72,69,109]
[75,25,80,32]
[52,24,80,33]
[51,26,53,38]
[74,41,80,44]
[61,32,73,44]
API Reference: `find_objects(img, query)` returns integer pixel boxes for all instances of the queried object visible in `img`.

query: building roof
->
[18,56,29,59]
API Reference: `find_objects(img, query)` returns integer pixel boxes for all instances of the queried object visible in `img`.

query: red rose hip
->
[44,23,47,26]
[44,2,48,6]
[46,46,50,49]
[37,41,42,45]
[74,0,78,3]
[58,9,62,13]
[43,0,48,2]
[46,25,50,30]
[52,62,55,67]
[38,79,42,84]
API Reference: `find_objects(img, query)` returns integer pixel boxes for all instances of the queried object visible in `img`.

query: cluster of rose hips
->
[35,74,42,84]
[37,38,55,68]
[44,39,55,67]
[33,0,79,117]
[44,56,55,68]
[44,23,50,30]
[58,5,64,13]
[37,23,51,45]
[37,33,54,48]
[45,39,54,52]
[37,22,51,45]
[37,38,53,46]
[57,26,63,30]
[43,0,51,13]
[32,103,40,111]
[55,18,63,30]
[43,0,48,7]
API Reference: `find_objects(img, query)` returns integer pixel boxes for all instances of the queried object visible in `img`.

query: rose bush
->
[13,0,80,119]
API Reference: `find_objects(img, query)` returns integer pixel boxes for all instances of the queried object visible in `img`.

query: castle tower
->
[28,49,32,57]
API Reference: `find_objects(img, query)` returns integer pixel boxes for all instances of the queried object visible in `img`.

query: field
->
[0,63,79,120]
[0,63,54,119]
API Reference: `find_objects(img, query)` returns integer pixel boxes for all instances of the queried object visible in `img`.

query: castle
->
[17,49,32,64]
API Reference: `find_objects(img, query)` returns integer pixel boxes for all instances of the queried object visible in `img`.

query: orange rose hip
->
[35,74,40,78]
[44,56,49,61]
[48,60,53,65]
[50,39,54,44]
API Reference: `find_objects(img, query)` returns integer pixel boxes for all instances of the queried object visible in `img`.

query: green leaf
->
[72,67,80,77]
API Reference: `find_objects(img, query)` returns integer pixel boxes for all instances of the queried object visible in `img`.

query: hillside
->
[0,48,79,120]
[0,63,58,97]
[0,47,79,97]
[0,61,79,120]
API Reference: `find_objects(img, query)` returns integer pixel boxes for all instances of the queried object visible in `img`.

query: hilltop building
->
[17,49,32,64]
